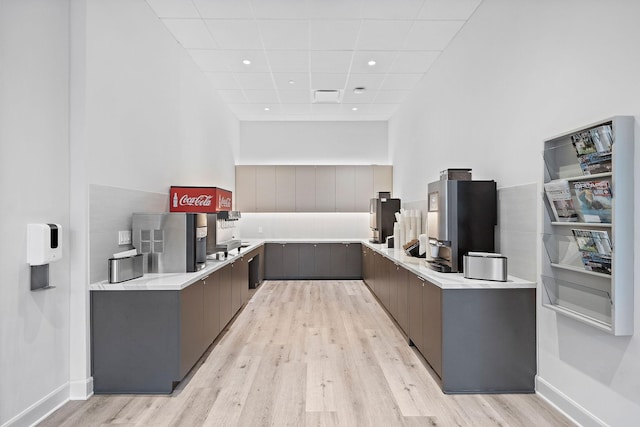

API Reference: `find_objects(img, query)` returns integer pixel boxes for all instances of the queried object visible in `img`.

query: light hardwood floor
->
[39,280,573,427]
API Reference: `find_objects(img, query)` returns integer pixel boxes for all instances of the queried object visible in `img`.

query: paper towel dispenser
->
[27,223,62,266]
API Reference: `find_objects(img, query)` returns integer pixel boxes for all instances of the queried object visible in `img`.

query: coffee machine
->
[132,212,208,273]
[369,192,401,244]
[426,169,497,273]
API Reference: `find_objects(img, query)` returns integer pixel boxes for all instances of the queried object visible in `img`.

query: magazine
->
[572,229,612,255]
[589,125,613,153]
[571,131,597,156]
[578,151,612,175]
[571,125,613,176]
[573,180,612,223]
[580,252,612,275]
[544,180,578,222]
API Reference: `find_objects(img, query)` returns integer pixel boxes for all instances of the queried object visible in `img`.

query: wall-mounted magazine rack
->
[541,116,634,336]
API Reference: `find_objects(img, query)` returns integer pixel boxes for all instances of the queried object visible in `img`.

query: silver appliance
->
[206,211,242,258]
[132,213,207,273]
[463,253,507,281]
[369,192,401,244]
[426,169,497,273]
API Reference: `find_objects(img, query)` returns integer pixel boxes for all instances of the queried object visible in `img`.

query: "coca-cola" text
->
[218,195,231,208]
[179,194,213,206]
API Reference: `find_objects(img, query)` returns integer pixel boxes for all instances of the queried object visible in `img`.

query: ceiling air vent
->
[313,89,342,104]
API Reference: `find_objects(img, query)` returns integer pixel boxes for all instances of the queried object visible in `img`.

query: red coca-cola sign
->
[169,186,232,213]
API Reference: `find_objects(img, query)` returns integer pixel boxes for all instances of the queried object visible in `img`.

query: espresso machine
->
[369,192,401,244]
[426,169,497,273]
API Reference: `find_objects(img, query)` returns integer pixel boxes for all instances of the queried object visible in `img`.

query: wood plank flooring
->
[39,280,573,427]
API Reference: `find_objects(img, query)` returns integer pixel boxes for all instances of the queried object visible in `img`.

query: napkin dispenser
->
[108,253,143,283]
[463,252,507,282]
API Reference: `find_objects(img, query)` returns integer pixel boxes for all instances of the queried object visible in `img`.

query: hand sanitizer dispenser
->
[27,223,62,290]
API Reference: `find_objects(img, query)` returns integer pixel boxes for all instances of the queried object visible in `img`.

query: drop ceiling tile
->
[243,90,280,103]
[267,50,309,72]
[419,0,482,20]
[345,74,386,92]
[307,0,365,19]
[188,50,231,72]
[217,90,248,103]
[161,19,218,49]
[379,73,424,90]
[250,0,309,19]
[146,0,200,18]
[222,50,270,72]
[235,73,275,90]
[342,89,378,104]
[390,51,440,73]
[204,20,263,50]
[311,73,348,90]
[192,0,253,19]
[374,90,412,103]
[272,73,311,91]
[403,20,465,50]
[310,51,353,73]
[311,103,344,114]
[259,21,309,50]
[229,104,282,115]
[278,90,312,103]
[361,0,425,19]
[356,20,411,51]
[365,104,400,115]
[282,104,312,114]
[309,20,360,51]
[206,72,240,89]
[350,51,397,73]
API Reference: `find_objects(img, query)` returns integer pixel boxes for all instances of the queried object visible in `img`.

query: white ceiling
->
[145,0,483,121]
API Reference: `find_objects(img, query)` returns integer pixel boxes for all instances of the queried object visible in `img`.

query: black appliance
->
[369,192,401,244]
[426,170,497,273]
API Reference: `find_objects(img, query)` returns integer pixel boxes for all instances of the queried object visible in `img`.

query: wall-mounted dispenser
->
[27,223,62,290]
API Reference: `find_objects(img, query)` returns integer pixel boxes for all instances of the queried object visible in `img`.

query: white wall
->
[0,1,71,425]
[390,0,640,425]
[239,121,388,165]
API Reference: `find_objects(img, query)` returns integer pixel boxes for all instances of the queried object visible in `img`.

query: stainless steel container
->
[463,253,507,282]
[108,254,143,283]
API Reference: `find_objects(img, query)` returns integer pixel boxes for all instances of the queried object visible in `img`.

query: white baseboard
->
[536,376,607,427]
[1,383,68,427]
[69,377,93,400]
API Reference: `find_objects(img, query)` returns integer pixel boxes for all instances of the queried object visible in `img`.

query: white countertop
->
[361,241,536,290]
[90,239,535,291]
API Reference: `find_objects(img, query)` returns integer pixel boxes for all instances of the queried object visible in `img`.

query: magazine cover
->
[572,229,612,255]
[544,180,578,222]
[573,180,612,223]
[581,252,612,275]
[589,124,613,153]
[571,131,597,156]
[578,151,612,175]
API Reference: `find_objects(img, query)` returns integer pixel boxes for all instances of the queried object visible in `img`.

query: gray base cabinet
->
[91,246,264,394]
[264,242,361,280]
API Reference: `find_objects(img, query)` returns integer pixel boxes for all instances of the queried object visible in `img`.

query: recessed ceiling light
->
[367,60,376,66]
[353,87,366,94]
[288,80,296,85]
[352,107,358,111]
[264,107,270,111]
[242,59,251,65]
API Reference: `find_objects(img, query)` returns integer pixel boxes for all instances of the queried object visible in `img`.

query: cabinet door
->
[235,166,256,212]
[295,166,316,212]
[315,166,336,212]
[330,243,347,278]
[354,166,373,212]
[388,263,399,320]
[345,243,362,278]
[373,165,393,196]
[180,281,205,378]
[375,256,390,309]
[276,166,295,212]
[298,243,315,278]
[255,166,276,212]
[314,243,332,278]
[369,251,378,294]
[422,280,443,377]
[231,258,245,314]
[408,274,424,352]
[361,247,370,284]
[219,265,233,328]
[202,274,220,345]
[335,166,356,212]
[282,243,300,278]
[396,266,409,335]
[264,243,284,279]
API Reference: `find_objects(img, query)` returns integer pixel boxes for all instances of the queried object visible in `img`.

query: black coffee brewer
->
[369,192,401,244]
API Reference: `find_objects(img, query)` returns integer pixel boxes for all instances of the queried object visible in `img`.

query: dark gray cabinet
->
[374,254,390,310]
[202,273,220,349]
[264,242,361,280]
[408,274,424,353]
[395,265,409,335]
[218,263,233,329]
[422,279,442,377]
[180,280,206,379]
